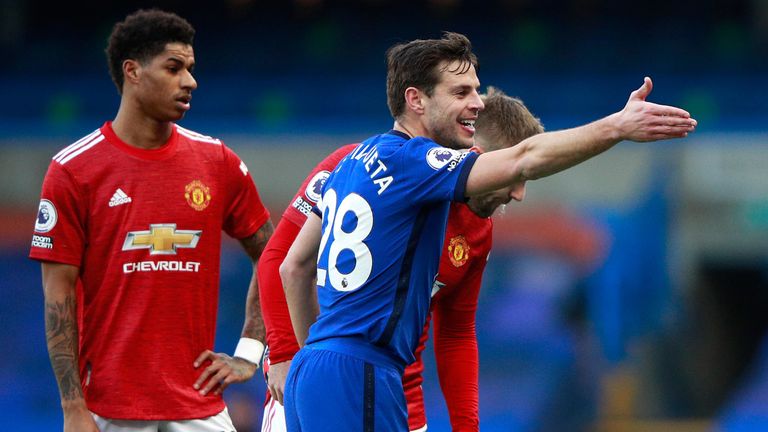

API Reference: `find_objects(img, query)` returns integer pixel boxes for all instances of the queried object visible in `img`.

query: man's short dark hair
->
[106,9,195,94]
[386,32,478,119]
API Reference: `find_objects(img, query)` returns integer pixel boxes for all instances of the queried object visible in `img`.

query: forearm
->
[258,219,302,362]
[282,264,319,347]
[280,215,321,346]
[516,114,620,181]
[42,263,85,409]
[238,221,274,343]
[467,78,696,196]
[241,269,266,342]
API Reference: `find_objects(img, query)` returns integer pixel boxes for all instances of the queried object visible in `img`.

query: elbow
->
[509,141,539,182]
[279,260,296,293]
[280,258,312,293]
[516,152,550,181]
[509,158,536,185]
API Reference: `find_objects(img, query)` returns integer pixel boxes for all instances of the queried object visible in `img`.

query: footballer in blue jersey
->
[281,32,696,431]
[284,131,477,431]
[310,131,477,365]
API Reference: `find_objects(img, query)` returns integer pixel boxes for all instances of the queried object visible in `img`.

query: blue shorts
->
[284,337,407,431]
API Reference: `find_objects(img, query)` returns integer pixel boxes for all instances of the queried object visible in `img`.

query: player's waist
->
[306,336,404,373]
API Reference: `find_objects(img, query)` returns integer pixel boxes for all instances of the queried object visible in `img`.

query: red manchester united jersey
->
[280,144,358,228]
[260,144,357,363]
[29,122,270,420]
[404,202,492,432]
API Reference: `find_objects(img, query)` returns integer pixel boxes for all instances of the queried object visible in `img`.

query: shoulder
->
[319,143,358,171]
[331,143,358,159]
[174,124,223,146]
[174,124,242,165]
[51,128,108,168]
[404,139,466,172]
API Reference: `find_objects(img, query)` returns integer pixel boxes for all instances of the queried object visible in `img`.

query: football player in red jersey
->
[256,87,543,432]
[30,10,273,432]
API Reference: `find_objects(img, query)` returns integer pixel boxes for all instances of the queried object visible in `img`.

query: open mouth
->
[459,119,476,134]
[176,95,192,110]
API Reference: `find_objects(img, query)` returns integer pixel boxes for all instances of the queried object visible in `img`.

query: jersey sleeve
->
[401,138,478,205]
[281,144,357,227]
[221,145,270,239]
[432,257,486,431]
[29,161,86,266]
[257,217,302,363]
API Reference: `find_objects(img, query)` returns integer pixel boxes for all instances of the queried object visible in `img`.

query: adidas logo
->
[109,188,132,207]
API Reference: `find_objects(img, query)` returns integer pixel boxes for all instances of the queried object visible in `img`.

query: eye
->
[455,88,469,97]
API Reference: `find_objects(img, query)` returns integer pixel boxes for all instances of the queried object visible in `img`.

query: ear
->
[404,87,425,115]
[123,59,141,86]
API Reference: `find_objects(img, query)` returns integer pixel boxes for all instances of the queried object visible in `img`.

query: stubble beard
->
[432,124,469,150]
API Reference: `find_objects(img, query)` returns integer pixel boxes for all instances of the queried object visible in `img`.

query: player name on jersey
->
[349,142,394,195]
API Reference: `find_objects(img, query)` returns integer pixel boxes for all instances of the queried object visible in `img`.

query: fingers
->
[643,76,652,97]
[643,102,692,119]
[193,354,255,395]
[193,362,217,393]
[269,382,285,404]
[193,349,215,368]
[192,350,216,391]
[268,385,278,402]
[635,127,692,142]
[275,386,284,405]
[646,115,697,130]
[628,76,653,102]
[195,361,232,395]
[193,351,227,395]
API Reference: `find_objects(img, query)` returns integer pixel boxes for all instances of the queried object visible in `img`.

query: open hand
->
[617,77,697,142]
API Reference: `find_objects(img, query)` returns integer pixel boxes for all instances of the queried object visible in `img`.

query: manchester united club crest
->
[184,180,211,211]
[448,235,470,267]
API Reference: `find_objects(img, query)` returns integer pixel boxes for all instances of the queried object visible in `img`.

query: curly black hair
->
[106,9,195,94]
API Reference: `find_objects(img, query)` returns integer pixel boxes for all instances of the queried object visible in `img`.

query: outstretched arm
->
[281,214,322,347]
[193,220,274,396]
[42,262,99,432]
[466,77,697,196]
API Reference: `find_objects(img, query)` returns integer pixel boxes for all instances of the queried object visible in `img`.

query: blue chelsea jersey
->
[306,130,478,367]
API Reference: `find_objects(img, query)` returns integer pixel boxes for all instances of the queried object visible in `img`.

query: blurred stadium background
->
[1,0,767,430]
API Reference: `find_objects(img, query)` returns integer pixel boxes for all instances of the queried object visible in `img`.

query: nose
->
[469,90,484,112]
[509,182,526,202]
[182,70,197,91]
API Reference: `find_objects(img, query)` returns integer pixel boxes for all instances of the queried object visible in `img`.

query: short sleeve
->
[29,162,86,266]
[400,138,478,205]
[222,145,270,239]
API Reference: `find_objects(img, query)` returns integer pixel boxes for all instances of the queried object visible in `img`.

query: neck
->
[111,99,173,150]
[393,118,429,141]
